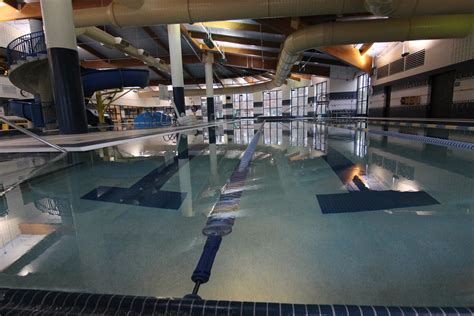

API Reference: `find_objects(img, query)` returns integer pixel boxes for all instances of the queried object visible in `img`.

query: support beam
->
[204,52,214,121]
[77,40,108,60]
[80,54,330,77]
[255,18,296,35]
[41,0,88,134]
[180,24,203,57]
[188,31,282,49]
[301,55,348,67]
[150,66,169,80]
[0,0,113,22]
[359,43,374,56]
[290,73,312,81]
[200,45,279,59]
[319,45,372,73]
[142,26,168,52]
[168,24,186,115]
[140,26,173,80]
[201,21,283,35]
[289,74,301,81]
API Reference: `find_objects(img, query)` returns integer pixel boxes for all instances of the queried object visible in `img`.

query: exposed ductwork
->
[364,0,396,16]
[72,0,474,28]
[364,0,474,17]
[76,27,170,73]
[115,0,145,10]
[181,14,473,96]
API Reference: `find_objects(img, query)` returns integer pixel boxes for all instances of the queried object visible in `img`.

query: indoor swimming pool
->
[0,120,473,308]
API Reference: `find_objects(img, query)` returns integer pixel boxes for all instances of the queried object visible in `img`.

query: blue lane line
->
[369,129,474,150]
[329,123,474,150]
[190,124,265,290]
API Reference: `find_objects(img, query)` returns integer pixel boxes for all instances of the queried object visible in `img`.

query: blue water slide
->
[9,68,150,127]
[8,99,45,128]
[81,68,150,98]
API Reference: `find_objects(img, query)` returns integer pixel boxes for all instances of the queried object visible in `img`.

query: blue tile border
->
[1,288,473,315]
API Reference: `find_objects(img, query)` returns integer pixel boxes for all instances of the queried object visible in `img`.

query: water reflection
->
[0,120,472,305]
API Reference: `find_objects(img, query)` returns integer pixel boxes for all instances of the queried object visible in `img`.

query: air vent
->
[377,64,389,79]
[405,49,425,70]
[389,58,404,75]
[376,49,426,79]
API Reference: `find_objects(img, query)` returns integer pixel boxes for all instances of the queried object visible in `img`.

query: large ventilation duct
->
[76,27,170,73]
[365,0,474,17]
[74,0,366,27]
[182,14,473,96]
[115,0,144,10]
[73,0,474,28]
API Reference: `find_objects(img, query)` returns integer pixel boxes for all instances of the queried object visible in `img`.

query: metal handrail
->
[0,116,67,152]
[6,31,47,66]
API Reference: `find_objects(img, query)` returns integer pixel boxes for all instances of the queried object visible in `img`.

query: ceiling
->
[1,0,375,88]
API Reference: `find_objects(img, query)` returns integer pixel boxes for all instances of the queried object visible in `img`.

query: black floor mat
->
[317,190,439,214]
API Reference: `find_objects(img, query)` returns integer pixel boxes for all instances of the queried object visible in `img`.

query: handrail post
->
[0,116,67,153]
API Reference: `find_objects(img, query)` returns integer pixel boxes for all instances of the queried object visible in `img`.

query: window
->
[356,74,370,115]
[263,90,283,116]
[233,94,254,118]
[314,81,328,115]
[290,121,308,147]
[234,120,254,144]
[201,96,223,120]
[291,87,308,117]
[264,122,282,145]
[354,122,368,158]
[313,123,327,152]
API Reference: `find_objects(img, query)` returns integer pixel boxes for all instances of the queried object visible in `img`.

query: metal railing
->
[0,116,67,152]
[6,31,47,66]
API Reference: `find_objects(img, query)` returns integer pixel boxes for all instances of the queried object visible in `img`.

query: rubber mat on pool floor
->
[317,190,439,214]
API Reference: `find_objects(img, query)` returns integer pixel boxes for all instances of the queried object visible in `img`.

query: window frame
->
[290,86,308,117]
[263,90,283,117]
[356,73,370,115]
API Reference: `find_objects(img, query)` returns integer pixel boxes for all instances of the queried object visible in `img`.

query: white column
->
[40,0,88,134]
[29,19,43,33]
[204,52,215,122]
[167,24,186,116]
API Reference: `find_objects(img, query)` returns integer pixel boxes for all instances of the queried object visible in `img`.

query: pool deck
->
[0,121,232,153]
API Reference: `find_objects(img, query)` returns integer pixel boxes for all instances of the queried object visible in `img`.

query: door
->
[429,71,455,118]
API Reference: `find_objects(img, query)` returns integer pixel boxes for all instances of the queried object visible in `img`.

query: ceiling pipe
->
[76,27,170,73]
[365,0,474,17]
[181,14,473,96]
[74,0,368,27]
[115,0,144,10]
[73,0,474,28]
[364,0,396,16]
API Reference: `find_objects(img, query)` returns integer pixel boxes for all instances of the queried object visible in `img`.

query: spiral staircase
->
[6,31,53,128]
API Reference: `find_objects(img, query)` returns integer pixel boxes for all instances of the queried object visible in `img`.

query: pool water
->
[0,120,473,307]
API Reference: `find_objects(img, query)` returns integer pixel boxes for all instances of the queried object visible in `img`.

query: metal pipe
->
[76,27,170,73]
[73,0,368,28]
[73,0,474,28]
[183,14,473,96]
[0,116,67,152]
